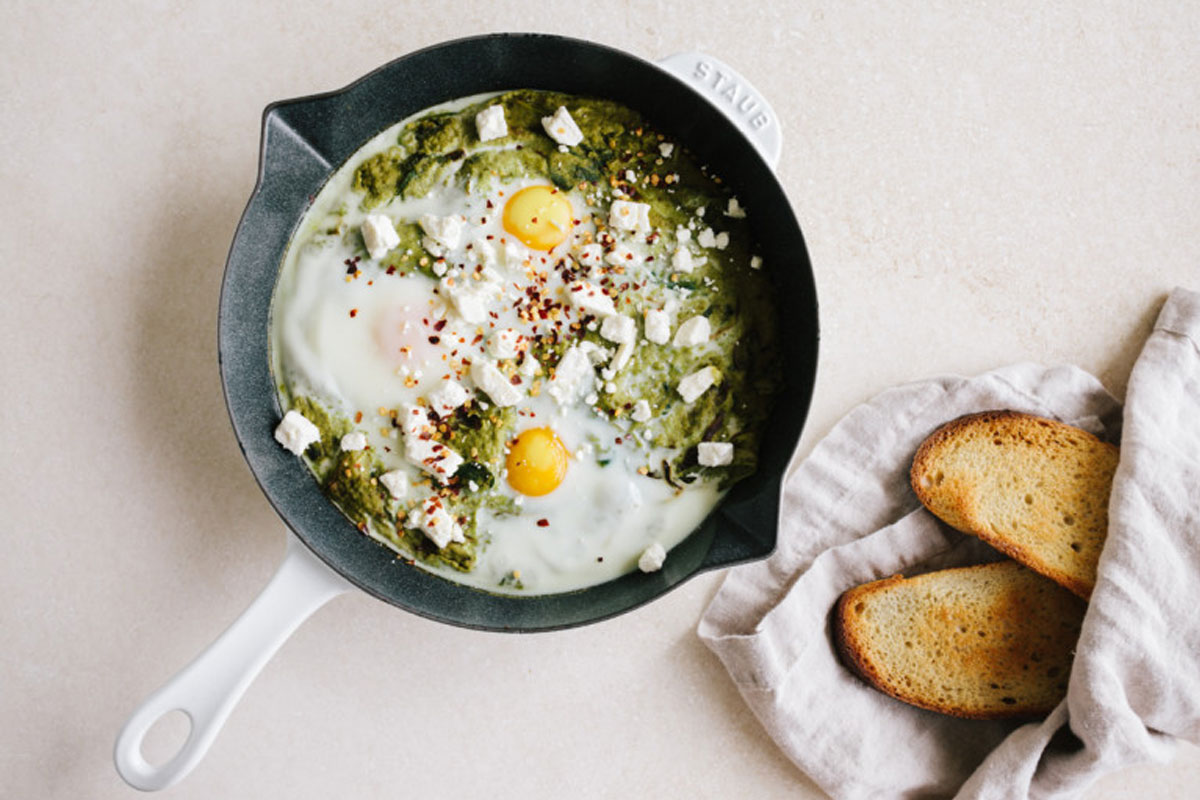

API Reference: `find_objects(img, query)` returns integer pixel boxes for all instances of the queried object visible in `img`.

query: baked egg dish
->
[269,90,779,594]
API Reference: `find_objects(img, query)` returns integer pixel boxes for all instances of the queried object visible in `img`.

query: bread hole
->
[993,437,1003,445]
[905,640,913,648]
[1069,542,1082,552]
[989,682,1000,689]
[1024,494,1034,505]
[854,602,865,614]
[1001,696,1017,705]
[934,470,945,486]
[1063,514,1075,526]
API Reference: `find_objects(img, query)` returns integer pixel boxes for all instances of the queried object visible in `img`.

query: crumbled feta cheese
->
[671,247,706,274]
[696,227,730,250]
[672,316,711,348]
[519,355,540,376]
[567,281,616,317]
[470,360,523,407]
[677,365,720,403]
[631,400,653,423]
[610,341,634,373]
[725,197,747,219]
[638,542,667,573]
[696,206,706,217]
[547,346,594,405]
[488,328,522,360]
[432,260,448,277]
[644,309,671,344]
[274,410,320,455]
[599,313,637,344]
[624,169,636,183]
[339,431,368,451]
[409,495,465,549]
[441,280,491,324]
[361,214,400,260]
[579,340,611,365]
[609,200,652,233]
[698,441,735,467]
[419,214,462,255]
[404,436,464,480]
[541,106,584,147]
[604,242,638,267]
[658,142,674,158]
[584,392,598,406]
[398,403,430,437]
[427,379,470,418]
[676,226,692,243]
[750,255,763,270]
[576,243,604,268]
[475,105,508,142]
[378,470,408,499]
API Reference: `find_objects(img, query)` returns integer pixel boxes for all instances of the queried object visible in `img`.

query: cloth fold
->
[699,288,1200,799]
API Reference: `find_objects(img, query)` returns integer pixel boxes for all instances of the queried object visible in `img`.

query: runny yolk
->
[502,185,573,251]
[505,427,568,497]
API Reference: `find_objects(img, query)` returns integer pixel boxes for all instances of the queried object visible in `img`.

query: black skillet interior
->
[219,33,818,631]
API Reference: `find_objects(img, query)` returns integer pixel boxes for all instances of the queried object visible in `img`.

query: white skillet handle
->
[657,52,782,170]
[114,536,352,791]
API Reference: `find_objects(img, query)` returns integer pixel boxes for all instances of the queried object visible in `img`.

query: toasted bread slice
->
[834,561,1085,719]
[911,411,1118,599]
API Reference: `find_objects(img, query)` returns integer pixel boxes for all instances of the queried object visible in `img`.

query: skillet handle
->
[113,536,352,791]
[657,52,782,170]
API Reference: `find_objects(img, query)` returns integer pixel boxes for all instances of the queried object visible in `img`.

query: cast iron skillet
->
[115,33,818,790]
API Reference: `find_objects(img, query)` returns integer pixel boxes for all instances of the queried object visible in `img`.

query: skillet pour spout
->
[115,33,817,791]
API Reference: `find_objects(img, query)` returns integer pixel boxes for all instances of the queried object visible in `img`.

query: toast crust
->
[910,411,1118,599]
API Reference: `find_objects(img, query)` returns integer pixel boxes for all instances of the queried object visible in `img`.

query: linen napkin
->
[698,287,1200,799]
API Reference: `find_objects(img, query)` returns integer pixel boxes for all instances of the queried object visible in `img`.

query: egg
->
[506,427,569,496]
[502,184,573,251]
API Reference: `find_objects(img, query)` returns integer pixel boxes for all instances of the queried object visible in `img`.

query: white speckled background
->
[2,2,1197,798]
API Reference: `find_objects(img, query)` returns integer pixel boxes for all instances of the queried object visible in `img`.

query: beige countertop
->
[3,2,1197,798]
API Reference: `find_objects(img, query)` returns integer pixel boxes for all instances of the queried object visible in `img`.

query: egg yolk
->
[502,185,573,251]
[506,427,568,497]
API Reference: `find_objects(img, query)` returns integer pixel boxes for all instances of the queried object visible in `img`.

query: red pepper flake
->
[349,308,358,318]
[354,411,363,423]
[509,375,522,385]
[537,518,549,527]
[433,319,448,332]
[615,437,624,445]
[428,336,440,344]
[386,265,397,275]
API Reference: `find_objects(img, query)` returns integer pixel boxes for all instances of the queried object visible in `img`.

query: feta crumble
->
[638,542,667,573]
[631,399,653,423]
[541,106,584,147]
[724,197,747,219]
[609,200,652,233]
[599,313,637,344]
[750,255,763,270]
[471,360,523,407]
[547,346,595,405]
[672,316,711,348]
[487,328,522,360]
[404,436,464,480]
[697,441,734,466]
[427,379,470,418]
[567,281,616,317]
[378,470,408,499]
[409,495,465,549]
[475,105,507,142]
[644,309,671,344]
[671,248,705,274]
[361,214,400,260]
[576,243,604,268]
[677,365,720,403]
[419,214,462,256]
[697,227,730,250]
[339,431,368,452]
[658,142,674,158]
[274,410,320,455]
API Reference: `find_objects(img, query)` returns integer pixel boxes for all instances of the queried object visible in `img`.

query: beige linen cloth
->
[699,287,1200,799]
